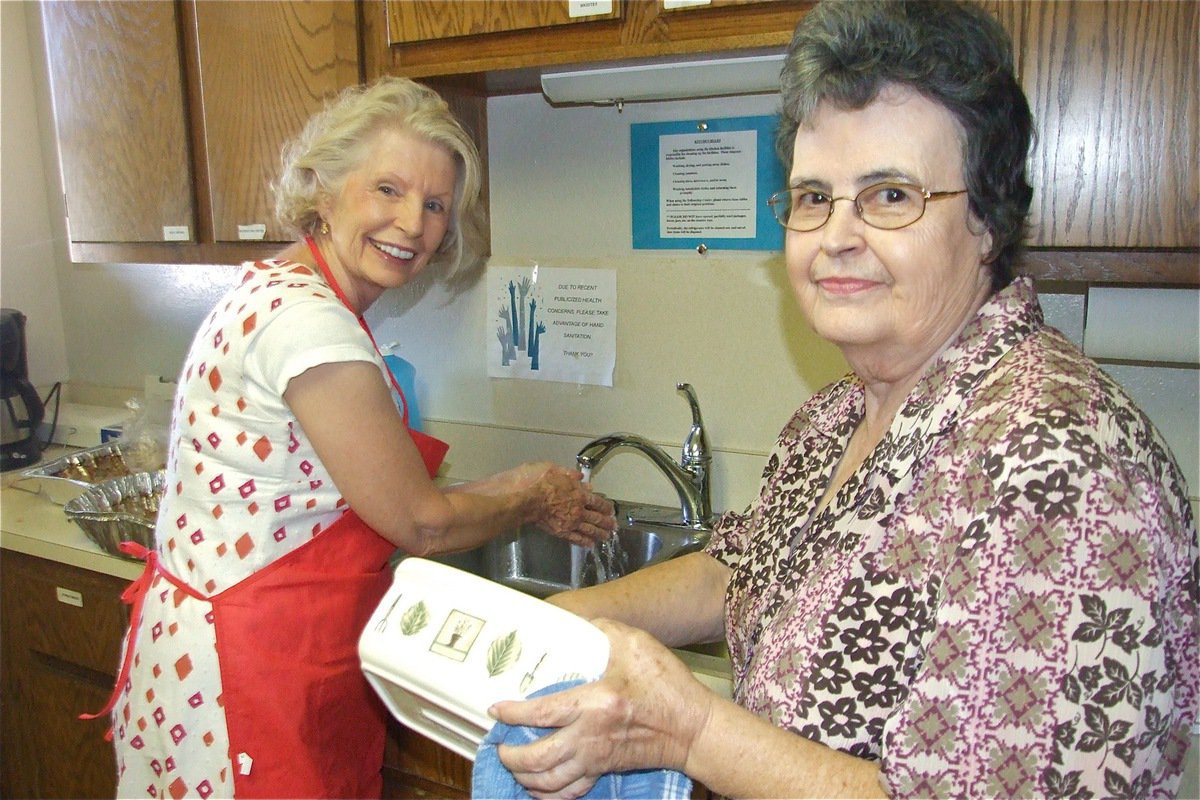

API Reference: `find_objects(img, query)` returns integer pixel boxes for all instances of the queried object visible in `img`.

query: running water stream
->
[578,465,628,584]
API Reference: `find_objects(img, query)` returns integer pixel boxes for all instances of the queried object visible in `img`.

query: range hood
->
[540,53,785,106]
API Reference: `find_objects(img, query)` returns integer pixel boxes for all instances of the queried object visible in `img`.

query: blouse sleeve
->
[879,445,1199,798]
[249,297,380,398]
[705,508,752,567]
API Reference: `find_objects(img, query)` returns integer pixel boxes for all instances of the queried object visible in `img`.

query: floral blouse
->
[706,277,1198,798]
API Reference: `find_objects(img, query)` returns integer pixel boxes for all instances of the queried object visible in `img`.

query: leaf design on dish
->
[487,630,522,677]
[399,601,428,635]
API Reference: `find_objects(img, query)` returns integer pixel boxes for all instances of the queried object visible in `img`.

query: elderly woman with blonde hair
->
[90,76,615,799]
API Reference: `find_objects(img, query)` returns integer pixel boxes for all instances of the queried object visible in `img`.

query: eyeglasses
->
[767,182,968,232]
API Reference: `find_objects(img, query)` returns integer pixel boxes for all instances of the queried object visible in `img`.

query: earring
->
[319,219,330,236]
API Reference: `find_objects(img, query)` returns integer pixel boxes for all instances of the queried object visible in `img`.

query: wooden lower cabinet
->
[382,720,473,798]
[0,551,129,799]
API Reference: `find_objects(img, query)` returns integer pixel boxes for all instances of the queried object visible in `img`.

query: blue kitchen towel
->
[472,680,693,800]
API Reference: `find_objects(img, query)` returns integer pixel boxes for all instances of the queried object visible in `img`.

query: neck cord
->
[304,235,411,425]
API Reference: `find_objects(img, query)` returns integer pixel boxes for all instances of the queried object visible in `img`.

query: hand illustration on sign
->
[498,280,546,371]
[487,265,616,387]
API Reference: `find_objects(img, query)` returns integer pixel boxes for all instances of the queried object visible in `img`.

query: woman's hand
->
[467,462,616,547]
[528,463,616,547]
[489,619,714,799]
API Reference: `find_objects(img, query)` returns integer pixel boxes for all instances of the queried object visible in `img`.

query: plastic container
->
[359,558,609,760]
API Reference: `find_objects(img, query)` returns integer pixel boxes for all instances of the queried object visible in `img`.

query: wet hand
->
[523,462,616,547]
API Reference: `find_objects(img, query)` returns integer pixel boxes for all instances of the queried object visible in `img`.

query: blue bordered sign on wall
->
[631,115,785,252]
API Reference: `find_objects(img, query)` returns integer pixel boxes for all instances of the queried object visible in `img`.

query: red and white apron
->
[84,239,450,796]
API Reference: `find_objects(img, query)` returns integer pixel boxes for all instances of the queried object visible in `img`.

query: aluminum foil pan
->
[63,471,164,560]
[16,441,165,505]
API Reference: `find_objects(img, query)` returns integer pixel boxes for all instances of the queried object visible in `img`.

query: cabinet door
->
[0,552,129,799]
[386,0,621,45]
[990,0,1198,248]
[382,720,472,798]
[40,1,195,244]
[190,0,360,243]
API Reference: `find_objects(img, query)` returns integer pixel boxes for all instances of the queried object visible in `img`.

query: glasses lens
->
[770,188,830,231]
[857,183,924,229]
[768,191,792,228]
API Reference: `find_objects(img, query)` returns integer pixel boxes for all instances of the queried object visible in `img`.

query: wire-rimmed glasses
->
[767,182,968,232]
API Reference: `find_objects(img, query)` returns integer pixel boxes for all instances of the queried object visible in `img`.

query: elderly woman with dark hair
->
[489,2,1199,798]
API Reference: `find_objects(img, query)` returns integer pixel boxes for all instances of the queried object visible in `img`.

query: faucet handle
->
[676,383,710,468]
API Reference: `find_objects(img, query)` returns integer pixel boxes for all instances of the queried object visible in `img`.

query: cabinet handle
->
[55,586,84,608]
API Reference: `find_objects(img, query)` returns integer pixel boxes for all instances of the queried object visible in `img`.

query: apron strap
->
[304,235,447,477]
[305,235,413,426]
[80,542,206,740]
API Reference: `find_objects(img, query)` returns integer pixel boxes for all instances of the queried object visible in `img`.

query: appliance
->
[1,309,45,471]
[540,52,785,106]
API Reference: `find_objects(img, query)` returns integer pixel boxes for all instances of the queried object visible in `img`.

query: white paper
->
[486,265,616,386]
[237,223,267,241]
[1084,287,1200,365]
[568,0,613,18]
[659,129,757,238]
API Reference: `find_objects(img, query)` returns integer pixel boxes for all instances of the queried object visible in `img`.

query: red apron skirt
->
[87,510,400,798]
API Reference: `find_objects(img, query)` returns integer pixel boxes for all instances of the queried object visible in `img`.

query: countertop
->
[1,446,144,581]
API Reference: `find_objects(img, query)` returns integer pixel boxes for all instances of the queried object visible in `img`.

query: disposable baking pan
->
[17,441,162,505]
[62,471,164,559]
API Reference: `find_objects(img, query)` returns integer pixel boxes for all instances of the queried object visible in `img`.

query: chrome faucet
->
[577,383,713,529]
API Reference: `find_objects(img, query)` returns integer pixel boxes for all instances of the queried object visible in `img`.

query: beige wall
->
[1,0,68,387]
[4,1,1197,515]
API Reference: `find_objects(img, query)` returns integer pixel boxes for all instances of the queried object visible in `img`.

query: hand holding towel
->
[472,680,693,799]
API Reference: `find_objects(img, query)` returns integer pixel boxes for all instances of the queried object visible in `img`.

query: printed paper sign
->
[659,128,758,238]
[486,265,616,386]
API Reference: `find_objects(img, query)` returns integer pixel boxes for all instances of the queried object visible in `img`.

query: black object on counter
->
[1,308,45,471]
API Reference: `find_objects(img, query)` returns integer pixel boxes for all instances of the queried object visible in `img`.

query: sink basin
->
[431,502,710,599]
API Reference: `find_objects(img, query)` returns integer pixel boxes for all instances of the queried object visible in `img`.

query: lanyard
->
[305,236,412,425]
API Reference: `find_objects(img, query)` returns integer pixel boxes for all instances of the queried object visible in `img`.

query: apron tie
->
[80,542,206,740]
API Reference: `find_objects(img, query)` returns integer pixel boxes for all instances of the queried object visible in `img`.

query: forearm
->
[686,696,887,799]
[546,552,729,648]
[402,487,532,556]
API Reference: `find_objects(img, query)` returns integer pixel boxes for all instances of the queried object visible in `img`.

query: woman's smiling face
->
[318,125,458,311]
[785,85,994,381]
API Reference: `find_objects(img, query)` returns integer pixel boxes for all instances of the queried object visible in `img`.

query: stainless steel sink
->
[429,502,711,598]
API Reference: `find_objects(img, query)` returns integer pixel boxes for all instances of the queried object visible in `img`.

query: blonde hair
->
[274,77,485,281]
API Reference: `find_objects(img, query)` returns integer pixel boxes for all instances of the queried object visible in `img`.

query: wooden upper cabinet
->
[40,1,195,244]
[363,0,811,82]
[987,0,1198,250]
[386,0,621,45]
[190,1,360,243]
[39,0,361,263]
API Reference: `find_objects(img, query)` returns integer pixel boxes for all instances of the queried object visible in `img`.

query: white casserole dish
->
[359,557,609,761]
